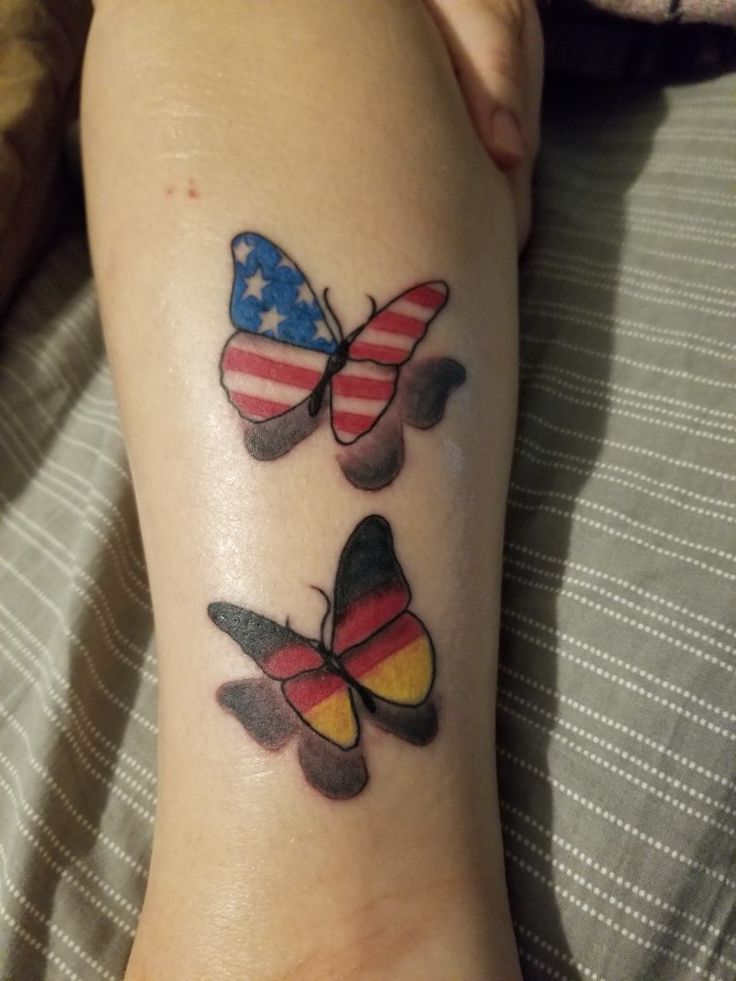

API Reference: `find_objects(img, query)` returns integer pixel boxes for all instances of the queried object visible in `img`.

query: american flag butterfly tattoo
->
[219,232,466,490]
[209,515,437,799]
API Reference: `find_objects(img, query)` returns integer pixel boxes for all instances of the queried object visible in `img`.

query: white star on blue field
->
[229,232,337,353]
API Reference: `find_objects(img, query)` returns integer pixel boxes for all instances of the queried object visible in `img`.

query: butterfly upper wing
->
[229,233,337,354]
[329,360,398,444]
[346,282,448,366]
[283,670,359,750]
[208,602,323,678]
[331,515,411,655]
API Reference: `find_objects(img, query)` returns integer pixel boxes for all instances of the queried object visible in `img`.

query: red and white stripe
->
[348,282,448,365]
[330,360,397,444]
[221,332,328,422]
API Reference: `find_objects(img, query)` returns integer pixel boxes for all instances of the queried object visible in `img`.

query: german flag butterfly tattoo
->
[209,515,437,799]
[219,232,466,490]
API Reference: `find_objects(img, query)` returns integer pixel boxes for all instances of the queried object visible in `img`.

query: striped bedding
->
[0,71,734,979]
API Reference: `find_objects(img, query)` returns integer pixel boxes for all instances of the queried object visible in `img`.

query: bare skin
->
[82,1,543,978]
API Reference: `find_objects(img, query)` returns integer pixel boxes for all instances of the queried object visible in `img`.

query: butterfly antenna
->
[322,287,344,341]
[310,585,332,645]
[365,294,378,320]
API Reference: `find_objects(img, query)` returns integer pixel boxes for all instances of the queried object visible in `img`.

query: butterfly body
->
[220,233,464,487]
[209,515,437,797]
[306,336,350,418]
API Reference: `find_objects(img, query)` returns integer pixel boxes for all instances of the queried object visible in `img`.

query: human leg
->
[82,2,539,977]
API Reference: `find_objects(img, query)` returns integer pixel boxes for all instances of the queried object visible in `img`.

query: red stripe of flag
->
[368,310,426,339]
[347,340,407,364]
[285,670,347,713]
[331,408,376,435]
[331,373,395,399]
[224,346,323,390]
[333,582,408,653]
[406,284,446,309]
[231,391,291,419]
[343,613,425,679]
[265,643,322,679]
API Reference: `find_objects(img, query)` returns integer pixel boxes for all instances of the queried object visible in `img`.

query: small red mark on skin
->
[163,182,200,198]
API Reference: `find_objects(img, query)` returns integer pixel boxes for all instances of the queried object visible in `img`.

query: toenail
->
[488,108,524,170]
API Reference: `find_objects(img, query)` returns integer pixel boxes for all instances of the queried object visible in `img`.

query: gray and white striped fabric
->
[0,72,734,979]
[500,74,736,980]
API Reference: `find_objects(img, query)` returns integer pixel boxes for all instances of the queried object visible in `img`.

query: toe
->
[425,0,530,169]
[425,0,543,246]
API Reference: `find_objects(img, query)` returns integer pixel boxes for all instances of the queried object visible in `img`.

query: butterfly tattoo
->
[219,232,466,490]
[209,515,438,799]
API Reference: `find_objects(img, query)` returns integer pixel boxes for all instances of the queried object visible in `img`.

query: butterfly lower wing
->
[297,727,368,799]
[217,678,298,750]
[243,398,323,461]
[399,356,467,430]
[208,602,324,678]
[341,612,435,707]
[347,282,448,366]
[338,405,405,490]
[331,515,411,654]
[329,360,398,445]
[282,669,360,750]
[221,331,329,424]
[361,695,438,746]
[229,232,338,355]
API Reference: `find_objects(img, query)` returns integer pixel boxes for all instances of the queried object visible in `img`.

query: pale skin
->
[81,1,543,978]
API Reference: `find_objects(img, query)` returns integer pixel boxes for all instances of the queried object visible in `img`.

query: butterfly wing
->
[208,602,324,678]
[209,602,361,751]
[337,405,405,490]
[329,360,398,445]
[221,330,329,424]
[229,232,337,354]
[399,357,467,430]
[331,515,411,655]
[280,512,435,748]
[336,355,466,488]
[330,515,437,745]
[363,696,438,746]
[297,728,368,799]
[222,232,337,425]
[347,282,448,366]
[217,678,298,750]
[282,669,359,750]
